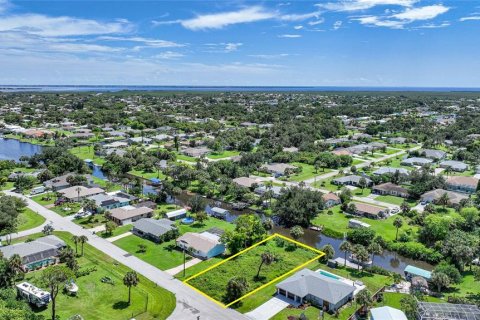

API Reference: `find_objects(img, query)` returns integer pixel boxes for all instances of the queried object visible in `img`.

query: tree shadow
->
[113,301,130,310]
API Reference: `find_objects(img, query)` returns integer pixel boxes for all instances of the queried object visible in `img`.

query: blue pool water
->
[318,270,340,280]
[182,217,194,225]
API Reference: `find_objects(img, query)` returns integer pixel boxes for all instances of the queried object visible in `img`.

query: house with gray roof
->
[401,157,433,166]
[439,160,468,172]
[132,218,178,243]
[332,175,372,187]
[0,235,66,272]
[373,167,409,176]
[421,189,469,207]
[109,206,154,225]
[276,268,355,312]
[176,231,225,259]
[420,149,447,160]
[43,173,94,191]
[261,163,297,177]
[373,182,409,198]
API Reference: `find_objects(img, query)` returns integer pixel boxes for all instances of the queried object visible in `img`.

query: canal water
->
[0,137,43,161]
[0,137,433,274]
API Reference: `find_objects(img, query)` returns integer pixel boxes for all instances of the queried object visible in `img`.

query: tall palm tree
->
[8,254,23,285]
[393,217,403,241]
[79,235,88,256]
[339,241,352,267]
[123,271,140,305]
[256,252,275,279]
[71,235,80,255]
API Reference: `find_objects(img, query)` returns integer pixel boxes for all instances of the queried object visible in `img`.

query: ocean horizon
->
[1,85,480,93]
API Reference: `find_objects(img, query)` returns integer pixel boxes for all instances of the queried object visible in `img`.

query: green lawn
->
[352,187,372,197]
[312,205,418,242]
[23,231,175,320]
[375,195,415,206]
[351,159,366,166]
[0,181,14,191]
[288,162,332,182]
[206,150,240,159]
[186,238,319,304]
[2,133,55,146]
[70,145,105,165]
[16,208,45,232]
[175,153,197,162]
[31,193,55,206]
[312,176,342,192]
[73,214,108,228]
[128,169,166,180]
[52,203,82,217]
[99,224,132,239]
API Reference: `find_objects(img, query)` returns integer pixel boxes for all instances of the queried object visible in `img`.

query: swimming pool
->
[318,270,341,280]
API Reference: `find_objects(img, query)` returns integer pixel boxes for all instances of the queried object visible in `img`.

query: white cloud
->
[308,18,325,26]
[356,16,405,28]
[203,42,243,53]
[414,22,450,29]
[319,0,418,12]
[333,21,343,29]
[0,0,10,14]
[97,36,184,48]
[294,25,303,30]
[392,5,449,21]
[152,51,185,59]
[460,16,480,22]
[0,14,131,37]
[278,34,302,38]
[181,6,275,30]
[248,53,292,59]
[280,11,322,21]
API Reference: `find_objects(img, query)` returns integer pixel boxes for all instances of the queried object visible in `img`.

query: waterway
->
[0,137,43,161]
[0,138,433,274]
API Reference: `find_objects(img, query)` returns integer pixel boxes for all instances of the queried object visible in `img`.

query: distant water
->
[0,138,43,161]
[1,85,480,93]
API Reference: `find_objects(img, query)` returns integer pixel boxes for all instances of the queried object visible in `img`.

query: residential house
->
[232,177,260,189]
[446,176,479,194]
[421,189,469,207]
[152,134,172,142]
[401,157,433,166]
[332,175,372,187]
[373,182,409,198]
[439,160,468,172]
[372,167,409,176]
[58,186,104,202]
[127,137,153,145]
[332,148,352,156]
[43,173,94,191]
[254,185,283,198]
[132,218,177,243]
[388,137,406,144]
[182,146,211,158]
[207,206,230,219]
[0,235,66,272]
[322,193,341,208]
[370,306,407,320]
[275,269,355,312]
[348,219,371,229]
[282,147,299,153]
[351,202,388,219]
[176,231,226,259]
[103,141,128,149]
[420,149,447,160]
[261,163,297,177]
[87,192,133,212]
[109,206,154,225]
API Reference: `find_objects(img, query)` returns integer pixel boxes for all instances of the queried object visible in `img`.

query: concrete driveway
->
[245,295,291,320]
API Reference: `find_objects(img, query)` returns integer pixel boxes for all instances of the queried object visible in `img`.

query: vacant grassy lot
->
[312,205,418,242]
[70,145,105,165]
[128,169,166,180]
[375,195,416,206]
[186,238,319,305]
[206,150,240,159]
[287,162,332,182]
[16,208,45,232]
[24,232,175,320]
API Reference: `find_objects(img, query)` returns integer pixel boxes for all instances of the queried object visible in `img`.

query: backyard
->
[24,231,175,320]
[287,162,332,182]
[185,236,321,305]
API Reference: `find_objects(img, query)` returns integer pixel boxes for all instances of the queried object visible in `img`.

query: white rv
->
[16,282,51,307]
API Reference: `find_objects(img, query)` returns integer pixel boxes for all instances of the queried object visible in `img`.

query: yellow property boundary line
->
[183,233,325,308]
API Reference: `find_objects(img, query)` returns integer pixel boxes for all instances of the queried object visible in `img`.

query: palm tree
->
[352,244,369,272]
[367,242,383,266]
[339,241,352,267]
[71,235,80,255]
[7,254,24,284]
[123,271,140,305]
[438,192,450,209]
[256,252,275,279]
[393,216,403,241]
[400,201,410,216]
[79,235,88,256]
[355,288,373,315]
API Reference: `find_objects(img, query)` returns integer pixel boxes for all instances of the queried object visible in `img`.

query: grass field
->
[185,237,320,305]
[23,231,175,320]
[174,152,197,162]
[312,205,418,242]
[99,224,132,239]
[375,195,416,206]
[128,169,166,180]
[16,208,45,232]
[206,150,240,159]
[287,162,332,182]
[70,145,105,165]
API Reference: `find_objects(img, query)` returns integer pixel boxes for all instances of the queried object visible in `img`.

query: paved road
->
[4,191,247,320]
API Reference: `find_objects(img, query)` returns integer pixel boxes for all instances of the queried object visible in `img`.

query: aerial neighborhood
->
[0,91,480,320]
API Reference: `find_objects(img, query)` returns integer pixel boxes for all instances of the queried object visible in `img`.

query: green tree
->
[123,271,140,305]
[400,201,410,215]
[226,277,249,304]
[352,244,369,271]
[256,252,275,279]
[431,271,450,293]
[289,225,304,241]
[355,288,373,314]
[339,241,352,267]
[79,235,88,256]
[71,235,80,255]
[438,192,450,208]
[367,242,383,266]
[400,294,418,319]
[41,265,75,320]
[393,216,403,241]
[320,244,335,263]
[105,221,117,236]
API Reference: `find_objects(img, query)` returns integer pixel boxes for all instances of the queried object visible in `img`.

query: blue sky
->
[0,0,479,86]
